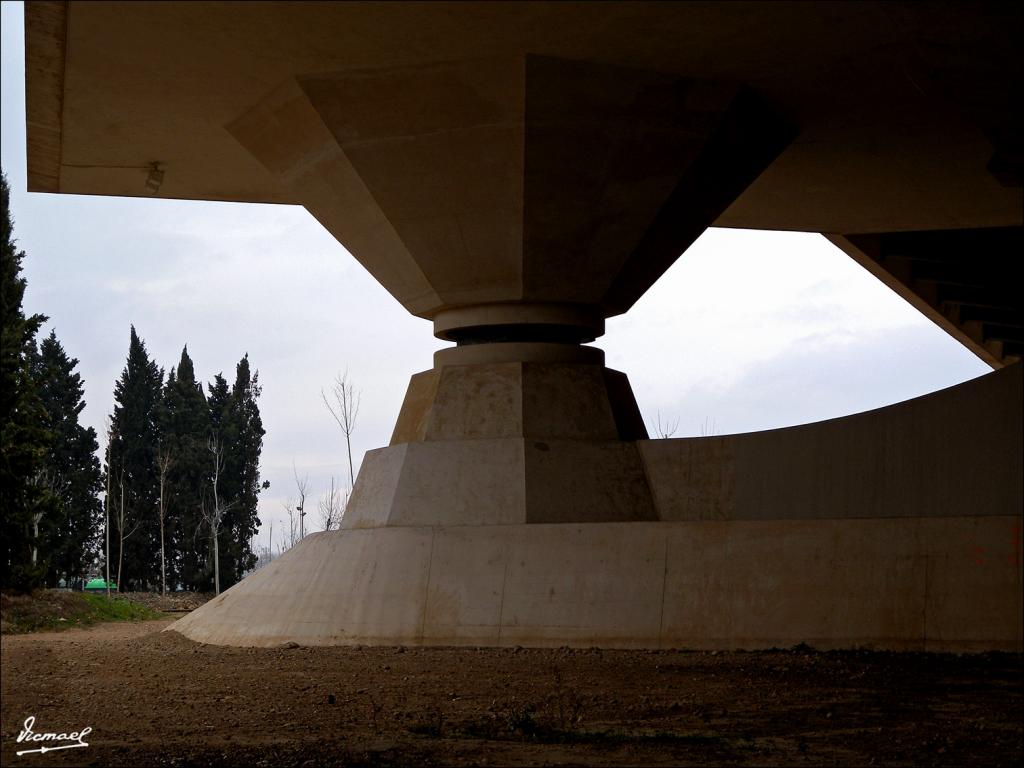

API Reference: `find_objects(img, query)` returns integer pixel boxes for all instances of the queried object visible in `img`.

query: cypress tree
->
[162,347,211,591]
[211,356,265,588]
[31,331,103,587]
[0,171,51,591]
[207,374,231,429]
[109,326,163,590]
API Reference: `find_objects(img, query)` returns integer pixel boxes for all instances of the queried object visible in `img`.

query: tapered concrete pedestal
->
[346,344,655,528]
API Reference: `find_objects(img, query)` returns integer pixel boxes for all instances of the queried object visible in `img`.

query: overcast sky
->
[0,2,989,551]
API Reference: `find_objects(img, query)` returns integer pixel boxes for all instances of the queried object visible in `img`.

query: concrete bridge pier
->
[171,56,1022,652]
[216,54,793,532]
[20,1,1021,650]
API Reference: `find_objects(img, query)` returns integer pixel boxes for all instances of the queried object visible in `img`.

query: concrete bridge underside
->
[23,1,1023,650]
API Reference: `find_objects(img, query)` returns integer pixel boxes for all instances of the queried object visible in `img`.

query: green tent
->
[84,578,116,592]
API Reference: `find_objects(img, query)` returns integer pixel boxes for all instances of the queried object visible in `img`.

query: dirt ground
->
[1,619,1021,767]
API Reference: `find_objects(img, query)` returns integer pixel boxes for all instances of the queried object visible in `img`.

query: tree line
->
[107,329,266,593]
[2,173,103,591]
[1,171,266,594]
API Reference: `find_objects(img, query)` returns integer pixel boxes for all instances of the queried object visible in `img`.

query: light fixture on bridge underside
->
[145,162,165,193]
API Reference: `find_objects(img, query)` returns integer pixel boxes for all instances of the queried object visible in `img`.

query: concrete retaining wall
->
[641,362,1022,522]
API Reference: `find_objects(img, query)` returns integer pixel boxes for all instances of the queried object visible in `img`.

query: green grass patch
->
[0,589,163,634]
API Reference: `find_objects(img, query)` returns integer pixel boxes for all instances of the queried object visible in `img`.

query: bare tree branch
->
[651,410,680,439]
[28,468,61,566]
[156,445,174,596]
[292,463,309,541]
[317,476,347,532]
[321,370,361,488]
[199,432,236,595]
[113,468,140,592]
[281,499,300,551]
[104,417,113,596]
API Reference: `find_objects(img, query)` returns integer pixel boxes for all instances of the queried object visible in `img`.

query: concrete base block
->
[390,360,648,445]
[344,438,656,527]
[171,516,1022,652]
